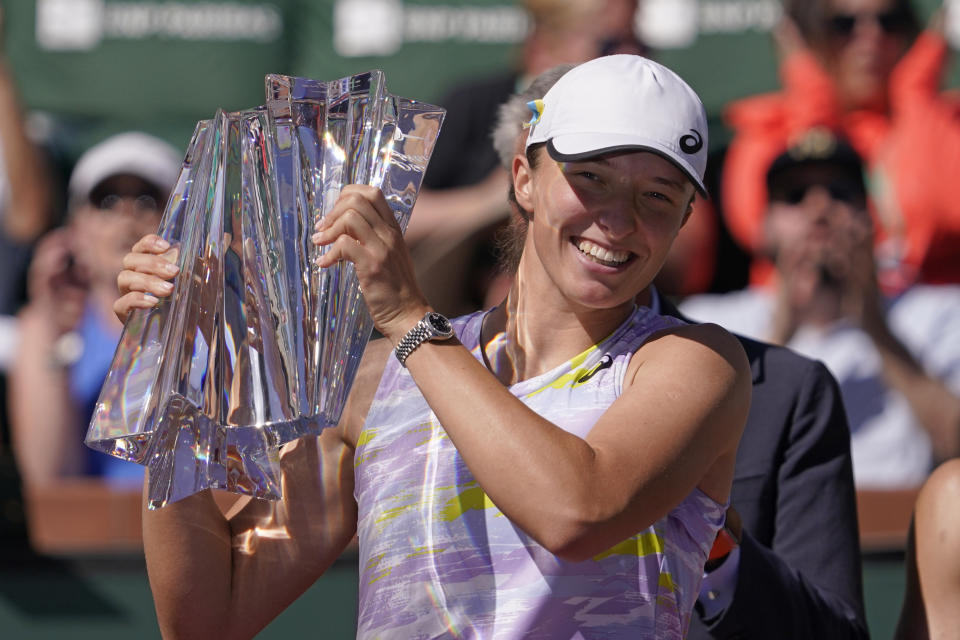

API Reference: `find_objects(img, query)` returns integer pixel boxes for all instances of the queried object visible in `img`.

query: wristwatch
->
[394,311,455,367]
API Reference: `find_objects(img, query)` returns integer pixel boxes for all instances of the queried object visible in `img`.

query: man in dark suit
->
[658,292,867,639]
[491,66,868,639]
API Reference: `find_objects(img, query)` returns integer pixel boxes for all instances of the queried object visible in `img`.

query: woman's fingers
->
[309,184,427,339]
[117,233,179,293]
[132,233,171,255]
[313,199,383,269]
[357,184,399,227]
[113,291,162,324]
[121,250,180,279]
[117,269,176,299]
[316,186,399,238]
[114,234,179,323]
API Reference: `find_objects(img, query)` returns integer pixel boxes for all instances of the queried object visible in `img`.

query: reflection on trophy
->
[84,71,445,509]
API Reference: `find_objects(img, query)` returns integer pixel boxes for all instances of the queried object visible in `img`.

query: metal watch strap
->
[394,320,433,367]
[395,311,454,366]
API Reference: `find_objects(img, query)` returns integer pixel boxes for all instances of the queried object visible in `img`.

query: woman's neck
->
[481,278,635,386]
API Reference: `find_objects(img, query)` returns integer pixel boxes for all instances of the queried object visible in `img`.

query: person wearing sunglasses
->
[8,132,181,488]
[683,127,960,490]
[721,0,960,296]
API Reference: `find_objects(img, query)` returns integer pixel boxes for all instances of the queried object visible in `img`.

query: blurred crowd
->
[2,0,960,635]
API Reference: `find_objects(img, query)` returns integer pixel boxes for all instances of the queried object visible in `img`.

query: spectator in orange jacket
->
[722,0,960,292]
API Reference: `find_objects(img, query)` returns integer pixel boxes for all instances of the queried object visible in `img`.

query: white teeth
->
[577,239,629,265]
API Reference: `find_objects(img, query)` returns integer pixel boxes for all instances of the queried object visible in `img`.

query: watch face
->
[427,312,452,335]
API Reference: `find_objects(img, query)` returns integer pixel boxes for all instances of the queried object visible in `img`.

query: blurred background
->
[1,0,957,637]
[10,0,954,164]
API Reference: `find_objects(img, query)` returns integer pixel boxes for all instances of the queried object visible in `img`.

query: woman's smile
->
[513,146,696,311]
[572,237,634,268]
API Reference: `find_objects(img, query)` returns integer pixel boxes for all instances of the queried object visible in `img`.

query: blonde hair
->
[490,64,574,170]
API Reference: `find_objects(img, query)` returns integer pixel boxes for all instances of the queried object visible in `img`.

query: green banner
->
[4,0,955,159]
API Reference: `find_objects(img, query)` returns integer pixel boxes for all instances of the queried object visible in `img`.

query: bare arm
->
[863,316,960,462]
[116,233,386,638]
[400,323,750,561]
[0,42,51,242]
[850,240,960,461]
[142,340,387,639]
[895,458,960,640]
[9,307,85,482]
[9,230,89,484]
[144,425,360,639]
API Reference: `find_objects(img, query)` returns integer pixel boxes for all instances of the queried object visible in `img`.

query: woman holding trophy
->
[114,55,750,639]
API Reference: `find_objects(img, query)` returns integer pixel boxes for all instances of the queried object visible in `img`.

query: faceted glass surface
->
[85,72,445,508]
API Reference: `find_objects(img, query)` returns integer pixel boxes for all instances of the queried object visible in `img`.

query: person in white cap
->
[116,56,749,639]
[493,66,868,640]
[9,132,181,488]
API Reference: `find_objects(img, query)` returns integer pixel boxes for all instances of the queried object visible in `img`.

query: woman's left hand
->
[312,185,430,343]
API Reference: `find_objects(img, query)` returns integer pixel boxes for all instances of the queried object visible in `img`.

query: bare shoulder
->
[627,321,751,451]
[909,458,960,636]
[338,337,392,448]
[914,459,960,578]
[607,321,750,504]
[917,459,960,531]
[634,321,750,385]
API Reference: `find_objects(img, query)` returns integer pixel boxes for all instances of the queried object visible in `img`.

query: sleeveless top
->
[353,306,726,639]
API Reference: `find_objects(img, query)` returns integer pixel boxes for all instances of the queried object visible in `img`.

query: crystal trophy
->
[85,72,445,508]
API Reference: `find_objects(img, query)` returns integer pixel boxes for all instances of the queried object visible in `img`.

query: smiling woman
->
[516,149,695,312]
[115,55,750,640]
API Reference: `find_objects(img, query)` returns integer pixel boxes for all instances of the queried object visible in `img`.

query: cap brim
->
[546,137,707,198]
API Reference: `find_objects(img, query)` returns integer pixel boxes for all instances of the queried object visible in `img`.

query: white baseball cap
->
[68,132,183,206]
[525,55,708,196]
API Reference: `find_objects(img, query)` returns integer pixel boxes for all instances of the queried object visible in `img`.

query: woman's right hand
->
[114,233,179,323]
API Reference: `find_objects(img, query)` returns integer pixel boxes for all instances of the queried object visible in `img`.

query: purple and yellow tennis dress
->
[353,306,725,639]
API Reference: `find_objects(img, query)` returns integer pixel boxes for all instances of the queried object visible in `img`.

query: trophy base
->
[91,392,334,509]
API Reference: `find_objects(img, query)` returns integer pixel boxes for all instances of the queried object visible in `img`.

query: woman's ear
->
[513,153,535,213]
